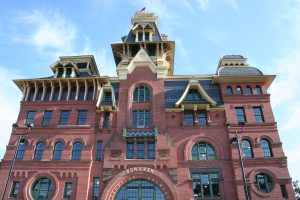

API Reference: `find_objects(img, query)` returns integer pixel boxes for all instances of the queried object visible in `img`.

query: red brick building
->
[0,13,295,200]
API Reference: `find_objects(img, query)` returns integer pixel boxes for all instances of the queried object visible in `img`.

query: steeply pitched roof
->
[218,66,263,76]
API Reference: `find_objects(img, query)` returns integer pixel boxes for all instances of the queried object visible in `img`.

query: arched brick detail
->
[240,136,255,144]
[101,169,179,200]
[50,138,67,147]
[184,135,223,161]
[23,172,59,200]
[257,135,274,143]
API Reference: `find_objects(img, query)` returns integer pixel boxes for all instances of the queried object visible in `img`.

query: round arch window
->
[31,177,54,200]
[115,180,165,200]
[254,173,274,193]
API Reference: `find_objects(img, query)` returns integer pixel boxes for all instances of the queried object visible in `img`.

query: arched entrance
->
[115,179,165,200]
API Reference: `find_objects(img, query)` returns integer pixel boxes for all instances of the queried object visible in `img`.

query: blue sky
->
[0,0,300,181]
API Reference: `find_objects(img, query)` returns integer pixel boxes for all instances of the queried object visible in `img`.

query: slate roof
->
[218,67,263,76]
[222,55,245,59]
[123,22,163,43]
[164,80,223,108]
[111,82,119,105]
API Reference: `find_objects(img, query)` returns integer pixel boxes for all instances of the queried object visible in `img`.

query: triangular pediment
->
[127,47,157,74]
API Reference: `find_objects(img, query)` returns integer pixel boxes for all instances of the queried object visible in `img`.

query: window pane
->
[26,111,36,125]
[192,142,216,161]
[235,107,246,123]
[53,142,63,160]
[242,140,253,158]
[261,139,272,157]
[253,106,264,123]
[59,110,70,125]
[87,86,94,100]
[226,86,233,95]
[34,142,45,160]
[96,142,103,160]
[61,87,68,101]
[31,178,53,200]
[184,111,194,125]
[42,111,52,126]
[72,142,82,160]
[77,110,87,125]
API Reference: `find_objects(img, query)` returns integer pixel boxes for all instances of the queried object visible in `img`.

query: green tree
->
[293,180,300,200]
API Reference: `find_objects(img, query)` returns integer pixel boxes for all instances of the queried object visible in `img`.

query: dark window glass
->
[132,110,150,128]
[253,106,264,123]
[185,89,201,102]
[260,139,272,157]
[78,86,85,100]
[148,142,155,159]
[16,139,26,160]
[126,143,134,159]
[236,86,243,95]
[115,180,165,200]
[235,107,246,123]
[61,87,68,101]
[254,173,274,193]
[246,85,252,95]
[192,142,216,160]
[53,87,59,101]
[96,141,103,160]
[226,86,233,95]
[280,184,288,198]
[42,111,52,127]
[77,62,87,69]
[148,44,156,56]
[69,87,76,100]
[256,85,263,94]
[25,111,36,125]
[36,87,43,102]
[72,142,82,160]
[66,68,72,78]
[197,111,207,126]
[34,142,45,160]
[57,68,63,77]
[44,87,51,102]
[242,140,253,158]
[87,86,94,100]
[192,173,220,198]
[10,181,20,197]
[77,110,87,125]
[28,88,35,101]
[103,92,112,104]
[131,44,140,57]
[133,85,150,102]
[63,182,73,199]
[52,142,63,160]
[59,110,70,125]
[31,177,54,200]
[137,143,145,159]
[93,177,100,199]
[103,112,110,128]
[138,32,143,41]
[184,111,194,125]
[145,32,150,41]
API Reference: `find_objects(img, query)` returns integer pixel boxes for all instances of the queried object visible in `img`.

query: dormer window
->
[185,89,201,102]
[138,32,143,41]
[145,32,150,41]
[103,92,112,104]
[66,68,72,78]
[57,68,63,78]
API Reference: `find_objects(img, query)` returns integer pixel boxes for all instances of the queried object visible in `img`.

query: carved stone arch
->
[32,138,48,146]
[257,135,274,144]
[101,169,179,200]
[50,138,67,148]
[23,172,59,200]
[184,134,223,161]
[129,81,154,102]
[70,138,86,146]
[240,136,255,144]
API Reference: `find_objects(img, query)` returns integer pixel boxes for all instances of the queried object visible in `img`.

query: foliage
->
[293,180,300,200]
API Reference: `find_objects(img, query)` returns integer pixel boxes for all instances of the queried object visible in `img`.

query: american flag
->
[135,7,146,15]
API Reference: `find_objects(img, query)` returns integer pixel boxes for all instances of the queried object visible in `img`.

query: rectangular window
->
[77,110,87,125]
[148,142,155,159]
[103,112,110,128]
[57,68,63,78]
[132,110,150,128]
[65,68,72,78]
[197,111,207,126]
[59,110,70,125]
[25,111,36,125]
[235,107,246,123]
[42,111,53,126]
[280,184,288,199]
[63,182,73,199]
[138,32,143,41]
[184,111,194,125]
[126,143,134,159]
[253,106,264,123]
[145,32,150,41]
[93,177,100,199]
[10,181,20,197]
[137,143,145,159]
[103,92,112,104]
[96,141,103,160]
[192,173,220,198]
[148,44,156,56]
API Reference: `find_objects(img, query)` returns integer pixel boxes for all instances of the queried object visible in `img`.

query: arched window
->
[69,86,76,101]
[78,86,85,100]
[226,86,233,95]
[236,86,243,95]
[242,140,253,158]
[254,173,274,193]
[16,139,27,160]
[31,177,54,200]
[36,87,43,101]
[28,88,35,101]
[34,141,45,160]
[87,86,94,100]
[185,89,201,102]
[115,180,165,200]
[256,85,263,94]
[61,86,68,101]
[260,139,272,157]
[44,87,51,102]
[133,85,150,102]
[192,142,216,160]
[53,86,60,101]
[53,142,64,160]
[72,142,82,160]
[245,85,252,95]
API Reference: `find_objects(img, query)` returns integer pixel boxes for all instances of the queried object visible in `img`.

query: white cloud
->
[196,0,211,10]
[0,66,22,159]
